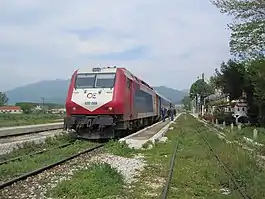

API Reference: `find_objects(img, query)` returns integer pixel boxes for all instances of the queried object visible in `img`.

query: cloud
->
[0,0,231,91]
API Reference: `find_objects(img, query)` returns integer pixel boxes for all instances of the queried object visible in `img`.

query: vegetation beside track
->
[0,134,96,183]
[116,114,265,198]
[50,163,125,199]
[224,125,265,145]
[48,141,139,199]
[32,114,265,198]
[105,139,138,158]
[206,122,265,156]
[0,113,64,128]
[0,133,74,161]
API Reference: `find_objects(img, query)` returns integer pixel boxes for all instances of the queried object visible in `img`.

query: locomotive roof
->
[76,67,156,92]
[77,67,118,73]
[155,90,172,103]
[122,68,154,90]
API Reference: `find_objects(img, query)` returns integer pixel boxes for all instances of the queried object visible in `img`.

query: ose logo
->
[87,93,97,99]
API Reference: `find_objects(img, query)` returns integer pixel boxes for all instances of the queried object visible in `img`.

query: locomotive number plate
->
[85,101,97,105]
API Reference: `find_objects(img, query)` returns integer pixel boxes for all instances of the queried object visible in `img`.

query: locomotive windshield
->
[95,73,116,88]
[75,73,116,89]
[75,74,95,88]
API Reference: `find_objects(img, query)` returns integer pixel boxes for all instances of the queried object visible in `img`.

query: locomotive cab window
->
[126,78,131,89]
[75,74,95,89]
[95,73,116,88]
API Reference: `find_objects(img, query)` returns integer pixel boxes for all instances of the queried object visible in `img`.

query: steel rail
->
[0,127,63,139]
[0,144,104,190]
[199,127,251,199]
[160,140,179,199]
[0,142,74,165]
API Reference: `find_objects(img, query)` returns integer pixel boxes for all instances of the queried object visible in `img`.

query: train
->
[63,66,173,139]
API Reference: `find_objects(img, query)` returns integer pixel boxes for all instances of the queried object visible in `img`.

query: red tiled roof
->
[0,106,21,111]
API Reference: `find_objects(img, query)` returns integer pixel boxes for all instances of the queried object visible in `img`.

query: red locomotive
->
[64,66,172,139]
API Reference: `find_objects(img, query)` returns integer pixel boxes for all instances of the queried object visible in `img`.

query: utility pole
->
[41,97,45,114]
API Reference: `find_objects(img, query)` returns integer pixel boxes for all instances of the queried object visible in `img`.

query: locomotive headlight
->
[72,107,76,111]
[108,107,113,111]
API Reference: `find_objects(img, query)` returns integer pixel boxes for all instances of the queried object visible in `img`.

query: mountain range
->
[5,80,189,105]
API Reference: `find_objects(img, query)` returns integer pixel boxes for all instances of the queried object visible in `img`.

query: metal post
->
[41,97,44,114]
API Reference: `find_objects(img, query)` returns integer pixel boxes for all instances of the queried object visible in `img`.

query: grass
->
[104,139,138,158]
[121,114,265,198]
[0,138,96,183]
[206,122,265,156]
[32,114,265,198]
[223,125,265,144]
[49,163,125,199]
[203,128,265,198]
[0,113,64,128]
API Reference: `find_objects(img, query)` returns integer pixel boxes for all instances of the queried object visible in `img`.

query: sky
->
[0,0,231,91]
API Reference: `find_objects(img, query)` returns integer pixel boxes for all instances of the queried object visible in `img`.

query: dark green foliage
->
[189,79,214,100]
[15,102,64,110]
[189,79,214,113]
[211,57,265,125]
[214,109,235,124]
[212,59,247,100]
[16,102,35,114]
[0,92,9,106]
[211,0,265,58]
[181,96,191,110]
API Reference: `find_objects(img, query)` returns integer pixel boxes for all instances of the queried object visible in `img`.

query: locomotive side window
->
[126,78,131,89]
[134,87,153,113]
[95,73,116,88]
[75,74,95,88]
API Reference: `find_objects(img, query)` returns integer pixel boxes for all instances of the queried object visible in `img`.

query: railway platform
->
[120,113,182,149]
[0,122,63,137]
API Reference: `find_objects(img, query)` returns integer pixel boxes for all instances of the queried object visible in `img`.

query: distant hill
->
[5,80,188,105]
[154,86,188,104]
[181,89,190,93]
[5,80,70,105]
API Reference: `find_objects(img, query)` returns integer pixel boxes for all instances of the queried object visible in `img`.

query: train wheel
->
[63,117,68,130]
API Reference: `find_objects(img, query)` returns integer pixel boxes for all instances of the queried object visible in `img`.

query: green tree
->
[210,57,265,124]
[189,79,214,100]
[0,92,9,106]
[181,96,191,110]
[246,56,265,123]
[211,0,265,57]
[15,102,35,114]
[189,79,214,113]
[213,59,248,100]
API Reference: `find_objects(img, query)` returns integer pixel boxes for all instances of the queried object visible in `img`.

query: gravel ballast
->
[0,150,146,199]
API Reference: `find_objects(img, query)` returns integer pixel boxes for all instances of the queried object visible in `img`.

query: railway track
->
[0,143,104,190]
[160,140,179,199]
[159,115,252,199]
[0,141,74,165]
[0,128,67,156]
[0,129,64,144]
[0,119,169,196]
[198,126,251,199]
